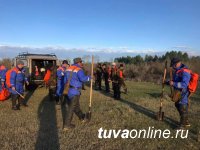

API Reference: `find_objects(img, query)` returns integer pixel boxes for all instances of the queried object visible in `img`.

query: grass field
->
[0,81,200,150]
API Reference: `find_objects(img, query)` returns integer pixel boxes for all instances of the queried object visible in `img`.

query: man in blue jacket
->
[9,61,29,110]
[169,58,191,129]
[63,58,91,131]
[56,60,69,105]
[0,64,8,91]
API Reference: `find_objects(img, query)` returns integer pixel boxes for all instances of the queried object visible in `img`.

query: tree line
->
[114,51,200,65]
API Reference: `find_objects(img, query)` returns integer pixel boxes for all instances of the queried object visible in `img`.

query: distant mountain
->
[0,45,197,61]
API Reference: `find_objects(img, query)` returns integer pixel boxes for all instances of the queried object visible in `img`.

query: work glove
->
[164,80,174,86]
[164,80,170,85]
[12,87,16,91]
[26,81,29,86]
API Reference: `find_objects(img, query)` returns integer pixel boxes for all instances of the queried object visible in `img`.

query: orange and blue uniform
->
[172,64,191,105]
[56,65,67,96]
[171,63,191,127]
[9,67,28,94]
[66,64,91,99]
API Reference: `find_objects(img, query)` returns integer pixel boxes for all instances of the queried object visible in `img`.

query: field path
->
[0,82,199,150]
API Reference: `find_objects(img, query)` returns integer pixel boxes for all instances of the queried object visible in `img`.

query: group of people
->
[0,57,195,130]
[0,58,91,131]
[0,61,29,110]
[45,58,91,131]
[94,62,127,100]
[45,59,129,130]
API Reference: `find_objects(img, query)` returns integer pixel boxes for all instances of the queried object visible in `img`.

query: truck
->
[13,52,59,85]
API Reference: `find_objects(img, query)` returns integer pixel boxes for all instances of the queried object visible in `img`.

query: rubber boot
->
[177,104,190,129]
[20,96,28,107]
[181,113,190,127]
[63,124,75,132]
[82,84,86,90]
[12,94,19,110]
[59,96,63,105]
[55,96,60,105]
[12,99,18,110]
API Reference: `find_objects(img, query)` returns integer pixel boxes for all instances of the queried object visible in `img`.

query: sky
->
[0,0,200,60]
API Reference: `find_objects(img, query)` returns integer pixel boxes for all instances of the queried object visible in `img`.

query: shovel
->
[85,55,94,121]
[156,61,167,121]
[13,89,25,99]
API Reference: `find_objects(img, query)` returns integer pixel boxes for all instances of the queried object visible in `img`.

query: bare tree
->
[0,58,12,69]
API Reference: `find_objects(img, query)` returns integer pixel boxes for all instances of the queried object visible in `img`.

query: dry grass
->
[0,81,199,150]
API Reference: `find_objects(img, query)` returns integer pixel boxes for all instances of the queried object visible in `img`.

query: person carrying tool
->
[111,62,121,100]
[118,64,127,94]
[7,60,29,110]
[55,60,69,105]
[94,63,103,90]
[167,58,191,129]
[63,57,91,131]
[102,63,110,93]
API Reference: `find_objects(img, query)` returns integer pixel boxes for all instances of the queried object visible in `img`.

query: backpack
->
[0,85,10,101]
[177,68,199,93]
[5,68,18,88]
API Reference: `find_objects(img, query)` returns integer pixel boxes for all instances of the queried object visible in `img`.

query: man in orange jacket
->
[118,64,127,94]
[8,61,29,110]
[110,63,121,100]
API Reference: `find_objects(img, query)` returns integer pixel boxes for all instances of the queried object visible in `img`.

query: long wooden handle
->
[163,67,167,85]
[169,67,173,97]
[15,90,25,99]
[160,61,167,107]
[163,61,167,82]
[162,61,167,93]
[89,55,94,108]
[169,67,173,81]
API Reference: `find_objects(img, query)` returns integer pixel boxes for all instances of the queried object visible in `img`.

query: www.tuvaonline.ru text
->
[98,127,188,139]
